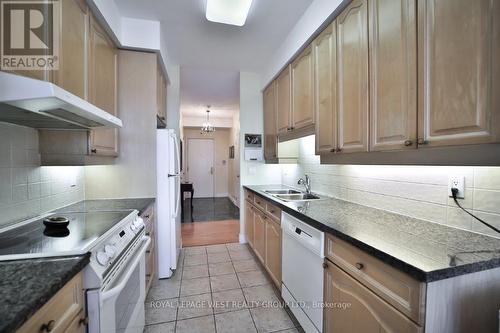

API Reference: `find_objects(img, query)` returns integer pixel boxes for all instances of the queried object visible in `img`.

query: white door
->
[188,139,215,198]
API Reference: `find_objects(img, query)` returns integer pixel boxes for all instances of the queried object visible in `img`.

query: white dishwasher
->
[282,212,325,333]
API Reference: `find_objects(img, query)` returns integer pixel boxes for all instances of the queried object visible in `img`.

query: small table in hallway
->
[181,182,194,222]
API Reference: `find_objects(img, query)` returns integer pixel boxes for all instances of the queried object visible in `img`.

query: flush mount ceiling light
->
[206,0,253,26]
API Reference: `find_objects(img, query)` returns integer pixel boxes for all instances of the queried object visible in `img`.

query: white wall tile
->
[0,122,85,227]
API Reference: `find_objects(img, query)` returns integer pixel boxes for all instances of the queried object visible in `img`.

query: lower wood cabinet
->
[253,209,267,263]
[16,273,86,333]
[324,262,422,333]
[143,203,157,293]
[245,190,282,289]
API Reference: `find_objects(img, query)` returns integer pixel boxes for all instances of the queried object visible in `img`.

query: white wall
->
[282,135,500,239]
[0,123,84,227]
[167,65,181,134]
[239,72,282,243]
[261,0,343,88]
[228,111,241,206]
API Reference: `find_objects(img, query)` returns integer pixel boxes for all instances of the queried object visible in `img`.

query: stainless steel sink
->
[264,189,302,195]
[275,193,322,202]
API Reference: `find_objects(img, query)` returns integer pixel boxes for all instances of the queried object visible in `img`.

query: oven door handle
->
[101,236,151,302]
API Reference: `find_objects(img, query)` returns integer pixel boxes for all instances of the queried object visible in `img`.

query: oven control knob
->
[104,244,117,258]
[130,224,137,232]
[134,217,144,229]
[96,251,109,266]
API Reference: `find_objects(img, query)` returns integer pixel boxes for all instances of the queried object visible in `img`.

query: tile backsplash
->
[282,135,500,238]
[0,122,84,227]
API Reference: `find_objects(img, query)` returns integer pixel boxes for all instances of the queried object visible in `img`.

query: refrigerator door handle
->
[168,174,179,178]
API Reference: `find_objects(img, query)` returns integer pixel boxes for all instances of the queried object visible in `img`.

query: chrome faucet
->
[297,174,311,194]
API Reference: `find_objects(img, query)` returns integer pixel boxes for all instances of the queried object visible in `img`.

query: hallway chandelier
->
[201,106,215,134]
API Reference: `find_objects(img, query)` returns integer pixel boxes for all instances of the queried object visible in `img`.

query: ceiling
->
[180,67,239,119]
[114,0,313,72]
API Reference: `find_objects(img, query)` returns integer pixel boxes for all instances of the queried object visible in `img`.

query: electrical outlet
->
[448,175,465,199]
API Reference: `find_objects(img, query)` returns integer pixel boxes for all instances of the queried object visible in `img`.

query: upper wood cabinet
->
[263,82,278,161]
[276,66,292,135]
[157,64,167,122]
[336,0,369,154]
[314,23,337,154]
[53,0,88,100]
[291,45,314,131]
[369,0,417,151]
[418,0,500,148]
[88,13,118,156]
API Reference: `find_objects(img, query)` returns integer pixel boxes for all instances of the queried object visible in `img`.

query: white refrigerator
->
[156,129,182,279]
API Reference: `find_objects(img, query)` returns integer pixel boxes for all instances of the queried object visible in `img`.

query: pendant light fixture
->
[201,105,215,134]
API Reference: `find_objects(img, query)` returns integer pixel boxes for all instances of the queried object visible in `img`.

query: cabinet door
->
[263,81,277,161]
[245,203,255,248]
[324,262,422,333]
[265,217,281,288]
[253,210,266,263]
[418,0,500,147]
[336,0,369,153]
[291,45,314,130]
[64,310,86,333]
[369,0,417,151]
[314,23,337,154]
[88,14,118,156]
[53,0,88,99]
[276,66,292,135]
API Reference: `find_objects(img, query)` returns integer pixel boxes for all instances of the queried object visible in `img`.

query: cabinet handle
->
[144,214,150,219]
[336,148,343,153]
[417,138,429,145]
[90,148,97,154]
[270,209,275,213]
[355,262,364,270]
[404,140,413,147]
[330,148,336,153]
[322,262,328,269]
[41,320,56,332]
[79,317,89,326]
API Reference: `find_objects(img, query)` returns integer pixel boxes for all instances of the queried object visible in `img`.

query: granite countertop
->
[55,197,155,216]
[244,185,500,282]
[0,255,90,333]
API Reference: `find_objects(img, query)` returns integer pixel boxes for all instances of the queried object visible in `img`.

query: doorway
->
[187,138,215,198]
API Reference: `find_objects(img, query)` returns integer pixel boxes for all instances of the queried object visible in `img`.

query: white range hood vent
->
[0,72,122,130]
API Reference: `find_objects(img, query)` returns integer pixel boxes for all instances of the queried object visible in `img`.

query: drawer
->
[63,310,86,333]
[266,201,281,221]
[17,273,84,333]
[325,234,426,325]
[253,195,266,212]
[245,189,254,202]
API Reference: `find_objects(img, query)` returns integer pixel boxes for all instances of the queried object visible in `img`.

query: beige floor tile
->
[237,270,270,288]
[175,315,215,333]
[147,279,181,300]
[177,293,213,320]
[242,284,281,308]
[184,254,208,266]
[182,264,209,279]
[226,243,249,251]
[212,288,247,314]
[208,262,235,276]
[206,244,229,254]
[229,249,254,261]
[145,298,178,325]
[184,246,207,256]
[250,306,295,333]
[215,309,257,333]
[233,259,260,273]
[180,277,211,296]
[207,251,231,264]
[144,321,175,333]
[210,273,241,292]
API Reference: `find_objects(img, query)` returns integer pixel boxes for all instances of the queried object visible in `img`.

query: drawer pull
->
[270,209,275,213]
[79,317,89,326]
[322,262,328,269]
[144,214,150,219]
[355,262,364,270]
[41,320,56,332]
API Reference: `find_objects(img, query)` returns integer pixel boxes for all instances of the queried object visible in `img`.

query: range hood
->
[0,72,122,130]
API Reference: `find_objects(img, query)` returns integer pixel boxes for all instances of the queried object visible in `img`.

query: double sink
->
[264,189,323,202]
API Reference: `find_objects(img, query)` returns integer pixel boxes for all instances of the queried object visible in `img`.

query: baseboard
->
[215,193,229,198]
[239,233,247,244]
[229,196,240,208]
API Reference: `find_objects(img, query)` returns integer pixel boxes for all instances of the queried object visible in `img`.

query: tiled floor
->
[144,243,302,333]
[182,197,240,223]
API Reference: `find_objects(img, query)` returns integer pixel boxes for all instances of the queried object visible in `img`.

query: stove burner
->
[43,216,70,228]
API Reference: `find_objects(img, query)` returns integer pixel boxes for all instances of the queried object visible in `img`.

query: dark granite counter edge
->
[243,185,500,283]
[137,198,156,215]
[3,254,90,333]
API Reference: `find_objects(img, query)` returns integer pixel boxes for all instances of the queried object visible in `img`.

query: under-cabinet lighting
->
[206,0,253,26]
